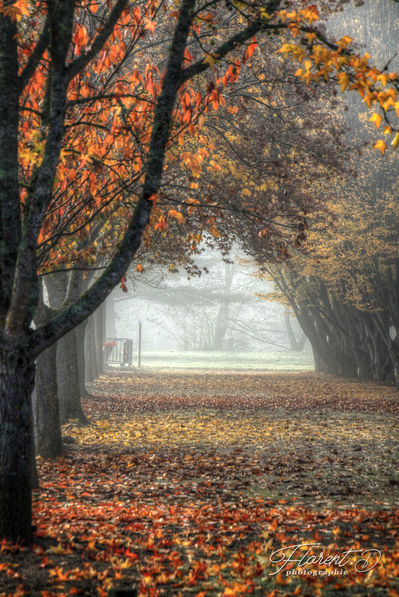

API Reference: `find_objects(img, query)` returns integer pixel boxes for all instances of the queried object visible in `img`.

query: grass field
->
[129,349,314,371]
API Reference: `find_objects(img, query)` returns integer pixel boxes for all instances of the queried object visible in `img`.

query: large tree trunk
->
[0,340,34,542]
[33,282,64,458]
[57,329,88,424]
[35,343,63,458]
[312,346,329,374]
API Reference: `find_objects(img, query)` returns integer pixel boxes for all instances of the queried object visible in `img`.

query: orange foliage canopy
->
[12,0,397,276]
[278,8,399,154]
[17,0,229,273]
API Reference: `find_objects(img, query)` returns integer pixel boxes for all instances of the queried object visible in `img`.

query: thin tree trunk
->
[94,303,105,376]
[212,263,234,350]
[84,319,95,384]
[75,321,88,397]
[35,343,63,458]
[213,299,230,350]
[284,312,306,351]
[57,329,88,424]
[87,314,99,381]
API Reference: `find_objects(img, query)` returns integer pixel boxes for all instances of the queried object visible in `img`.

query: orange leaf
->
[275,572,291,585]
[374,139,386,154]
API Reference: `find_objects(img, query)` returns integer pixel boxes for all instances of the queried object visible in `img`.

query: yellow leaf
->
[203,53,219,67]
[305,31,317,43]
[48,543,65,554]
[337,73,350,92]
[168,209,185,223]
[278,43,294,55]
[382,97,395,111]
[392,132,399,150]
[364,94,373,108]
[304,71,313,84]
[337,35,353,49]
[303,58,312,71]
[377,73,389,86]
[374,139,386,155]
[369,112,382,129]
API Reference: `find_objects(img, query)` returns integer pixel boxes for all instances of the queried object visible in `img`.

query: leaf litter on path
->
[1,371,398,596]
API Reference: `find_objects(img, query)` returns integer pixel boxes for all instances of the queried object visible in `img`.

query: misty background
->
[103,247,312,370]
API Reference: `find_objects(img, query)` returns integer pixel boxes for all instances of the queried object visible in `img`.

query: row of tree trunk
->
[270,267,399,384]
[33,272,107,459]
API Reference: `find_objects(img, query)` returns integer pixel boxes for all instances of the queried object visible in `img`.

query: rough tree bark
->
[57,328,89,424]
[0,14,33,541]
[34,283,63,459]
[35,343,63,458]
[0,339,35,542]
[75,321,88,397]
[93,302,105,377]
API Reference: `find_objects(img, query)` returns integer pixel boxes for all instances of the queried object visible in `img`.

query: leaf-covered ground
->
[1,371,399,596]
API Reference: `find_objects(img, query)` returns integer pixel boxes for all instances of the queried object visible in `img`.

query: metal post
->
[138,321,142,367]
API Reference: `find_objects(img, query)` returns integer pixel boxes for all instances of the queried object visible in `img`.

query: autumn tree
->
[3,0,352,544]
[2,0,399,544]
[33,0,399,465]
[262,149,399,381]
[254,0,399,382]
[32,3,338,461]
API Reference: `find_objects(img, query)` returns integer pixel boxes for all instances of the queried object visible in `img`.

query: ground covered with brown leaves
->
[1,371,399,596]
